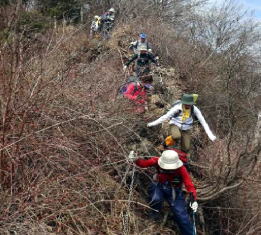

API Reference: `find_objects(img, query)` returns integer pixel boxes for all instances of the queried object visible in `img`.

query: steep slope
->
[0,11,260,234]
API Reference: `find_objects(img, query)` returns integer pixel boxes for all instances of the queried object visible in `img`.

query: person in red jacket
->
[129,150,198,235]
[123,81,147,105]
[123,79,153,113]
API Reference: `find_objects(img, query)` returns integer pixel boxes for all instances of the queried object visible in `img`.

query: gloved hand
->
[123,65,127,71]
[209,134,217,142]
[147,122,153,127]
[128,151,137,161]
[190,201,198,213]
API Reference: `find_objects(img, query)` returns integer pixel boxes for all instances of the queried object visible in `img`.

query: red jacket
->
[123,82,147,104]
[135,157,197,199]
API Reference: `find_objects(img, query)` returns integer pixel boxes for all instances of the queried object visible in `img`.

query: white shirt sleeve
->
[193,106,216,141]
[148,106,180,127]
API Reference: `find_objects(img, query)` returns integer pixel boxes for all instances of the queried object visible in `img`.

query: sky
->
[207,0,261,19]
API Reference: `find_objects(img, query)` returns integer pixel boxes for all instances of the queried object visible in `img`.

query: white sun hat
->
[158,150,183,170]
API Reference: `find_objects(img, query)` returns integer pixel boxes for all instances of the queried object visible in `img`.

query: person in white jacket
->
[147,94,217,153]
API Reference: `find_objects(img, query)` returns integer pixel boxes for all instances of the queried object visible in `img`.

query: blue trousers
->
[148,182,194,235]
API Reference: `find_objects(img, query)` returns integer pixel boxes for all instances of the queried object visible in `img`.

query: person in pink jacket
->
[123,79,154,113]
[123,81,147,105]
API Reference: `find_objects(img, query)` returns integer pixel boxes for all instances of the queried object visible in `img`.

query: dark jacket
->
[125,53,157,67]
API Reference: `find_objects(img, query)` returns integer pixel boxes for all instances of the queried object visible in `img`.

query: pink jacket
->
[123,82,147,104]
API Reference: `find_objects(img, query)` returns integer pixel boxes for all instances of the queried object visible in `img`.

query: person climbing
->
[129,33,152,54]
[129,149,198,235]
[123,47,159,81]
[147,94,217,154]
[90,15,101,38]
[100,8,116,39]
[121,77,153,113]
[101,7,116,22]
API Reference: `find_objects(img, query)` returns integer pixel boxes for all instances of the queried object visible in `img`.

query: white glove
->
[190,201,198,213]
[128,151,137,161]
[147,123,153,127]
[123,65,127,71]
[209,134,217,142]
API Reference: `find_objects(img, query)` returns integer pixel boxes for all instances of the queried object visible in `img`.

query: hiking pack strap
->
[156,167,183,186]
[136,41,149,50]
[171,104,198,124]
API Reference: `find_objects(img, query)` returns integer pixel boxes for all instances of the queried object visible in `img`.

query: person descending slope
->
[119,76,153,113]
[147,94,217,154]
[100,8,116,39]
[90,15,101,38]
[129,33,152,54]
[101,7,116,23]
[129,150,198,235]
[123,47,159,81]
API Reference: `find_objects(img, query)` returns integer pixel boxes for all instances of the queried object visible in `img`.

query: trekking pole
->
[189,193,197,235]
[192,212,197,235]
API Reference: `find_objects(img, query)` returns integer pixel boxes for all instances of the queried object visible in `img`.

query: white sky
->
[206,0,261,19]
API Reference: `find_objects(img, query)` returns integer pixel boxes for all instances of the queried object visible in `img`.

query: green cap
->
[181,94,195,105]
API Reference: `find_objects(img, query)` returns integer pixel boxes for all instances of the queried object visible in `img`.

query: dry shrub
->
[0,22,179,234]
[0,1,260,234]
[194,137,260,234]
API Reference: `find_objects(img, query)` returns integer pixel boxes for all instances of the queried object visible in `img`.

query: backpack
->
[119,76,141,95]
[156,166,183,186]
[171,100,198,123]
[135,41,150,51]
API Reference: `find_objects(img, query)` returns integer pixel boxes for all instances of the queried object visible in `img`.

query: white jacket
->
[91,20,99,31]
[148,103,216,141]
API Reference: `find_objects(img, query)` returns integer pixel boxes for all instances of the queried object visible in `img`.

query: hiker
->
[123,47,159,80]
[129,33,152,54]
[121,77,153,113]
[101,7,116,22]
[90,15,101,38]
[100,8,116,38]
[147,94,217,154]
[129,149,198,235]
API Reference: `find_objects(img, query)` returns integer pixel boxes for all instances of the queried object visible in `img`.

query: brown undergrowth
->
[0,11,260,234]
[0,23,180,234]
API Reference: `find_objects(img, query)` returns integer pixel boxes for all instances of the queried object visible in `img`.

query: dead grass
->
[0,23,181,234]
[0,11,260,234]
